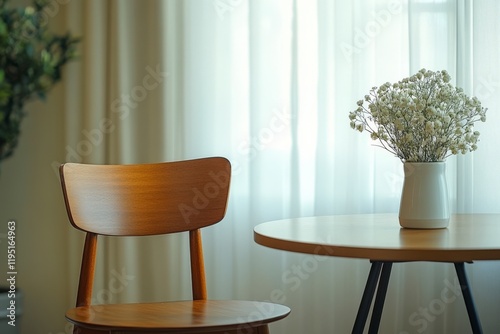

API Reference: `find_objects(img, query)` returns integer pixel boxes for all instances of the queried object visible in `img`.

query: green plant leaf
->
[0,0,80,162]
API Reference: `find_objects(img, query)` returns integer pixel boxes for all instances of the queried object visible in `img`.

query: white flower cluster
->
[349,69,487,162]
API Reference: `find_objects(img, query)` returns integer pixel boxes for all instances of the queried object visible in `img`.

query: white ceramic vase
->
[399,162,450,229]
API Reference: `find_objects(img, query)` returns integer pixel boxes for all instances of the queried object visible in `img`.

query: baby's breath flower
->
[349,69,488,162]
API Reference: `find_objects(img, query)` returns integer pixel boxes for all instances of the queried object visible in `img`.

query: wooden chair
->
[59,157,290,334]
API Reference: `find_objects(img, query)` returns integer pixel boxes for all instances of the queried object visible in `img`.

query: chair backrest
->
[59,157,231,306]
[60,157,231,235]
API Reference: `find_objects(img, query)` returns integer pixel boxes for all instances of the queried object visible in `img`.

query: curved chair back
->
[60,157,231,236]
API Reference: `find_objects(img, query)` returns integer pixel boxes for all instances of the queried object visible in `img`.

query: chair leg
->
[255,324,270,334]
[211,325,269,334]
[73,326,109,334]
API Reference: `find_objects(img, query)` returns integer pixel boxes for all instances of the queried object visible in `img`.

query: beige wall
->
[0,86,75,334]
[0,1,80,331]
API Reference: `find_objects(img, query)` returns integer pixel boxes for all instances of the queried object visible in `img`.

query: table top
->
[253,214,500,262]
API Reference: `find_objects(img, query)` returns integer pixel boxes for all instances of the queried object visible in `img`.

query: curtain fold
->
[43,0,500,333]
[63,0,192,312]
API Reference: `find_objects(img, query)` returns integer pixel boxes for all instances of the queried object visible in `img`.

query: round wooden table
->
[254,214,500,334]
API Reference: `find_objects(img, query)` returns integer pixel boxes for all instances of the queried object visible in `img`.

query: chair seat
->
[66,300,291,332]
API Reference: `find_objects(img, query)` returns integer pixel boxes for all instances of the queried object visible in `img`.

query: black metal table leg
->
[454,262,483,334]
[353,261,483,334]
[368,262,393,334]
[352,261,383,334]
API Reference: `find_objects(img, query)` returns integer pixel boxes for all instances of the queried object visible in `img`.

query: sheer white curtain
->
[178,0,500,333]
[48,1,500,334]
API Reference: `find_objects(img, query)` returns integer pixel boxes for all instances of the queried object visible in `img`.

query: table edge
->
[253,214,500,262]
